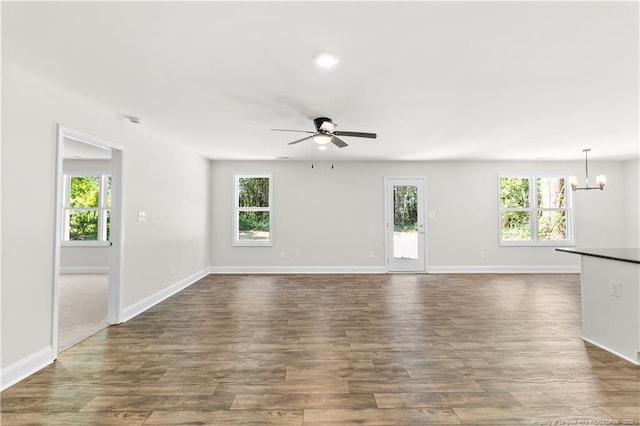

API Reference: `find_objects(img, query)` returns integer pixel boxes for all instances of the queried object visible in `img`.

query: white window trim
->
[62,173,111,246]
[498,174,575,247]
[233,173,273,247]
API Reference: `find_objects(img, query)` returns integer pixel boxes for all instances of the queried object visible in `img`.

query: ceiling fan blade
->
[288,135,315,145]
[271,129,314,134]
[331,136,348,148]
[334,131,377,139]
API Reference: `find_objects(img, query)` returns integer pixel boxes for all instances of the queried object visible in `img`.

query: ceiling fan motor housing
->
[314,117,333,131]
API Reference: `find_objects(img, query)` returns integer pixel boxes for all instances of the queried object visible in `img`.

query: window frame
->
[498,174,575,247]
[62,173,111,246]
[233,173,273,247]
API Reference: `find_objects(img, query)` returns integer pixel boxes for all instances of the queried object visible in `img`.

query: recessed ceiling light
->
[314,52,339,68]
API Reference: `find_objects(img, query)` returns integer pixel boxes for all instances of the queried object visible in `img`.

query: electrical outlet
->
[279,251,286,259]
[479,251,486,259]
[611,281,621,297]
[369,251,375,259]
[294,252,300,259]
[170,265,175,275]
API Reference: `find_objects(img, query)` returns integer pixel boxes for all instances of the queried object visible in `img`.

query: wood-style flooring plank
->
[79,393,236,412]
[452,406,618,425]
[373,391,522,408]
[231,393,377,410]
[0,411,151,425]
[302,407,462,425]
[143,409,303,425]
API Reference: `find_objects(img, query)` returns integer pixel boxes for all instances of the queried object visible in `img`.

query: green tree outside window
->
[499,175,571,244]
[64,175,111,242]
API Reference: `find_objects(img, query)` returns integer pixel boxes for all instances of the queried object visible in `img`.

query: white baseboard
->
[59,266,109,274]
[209,266,387,274]
[210,265,578,274]
[427,265,581,273]
[121,267,209,322]
[582,337,640,365]
[1,346,54,391]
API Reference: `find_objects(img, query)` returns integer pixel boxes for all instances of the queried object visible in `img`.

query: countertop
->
[556,247,640,264]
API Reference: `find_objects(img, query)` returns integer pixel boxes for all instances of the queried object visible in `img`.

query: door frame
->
[52,124,126,355]
[384,176,427,272]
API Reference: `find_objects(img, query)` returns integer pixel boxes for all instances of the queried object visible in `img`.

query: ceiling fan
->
[271,117,377,148]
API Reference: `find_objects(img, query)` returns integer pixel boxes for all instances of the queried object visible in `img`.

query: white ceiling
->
[3,1,638,162]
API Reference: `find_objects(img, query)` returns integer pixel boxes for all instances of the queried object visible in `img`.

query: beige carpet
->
[58,274,109,351]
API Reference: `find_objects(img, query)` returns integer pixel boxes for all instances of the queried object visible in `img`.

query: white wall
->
[59,247,110,273]
[624,159,639,248]
[1,64,210,383]
[63,159,111,174]
[210,160,631,272]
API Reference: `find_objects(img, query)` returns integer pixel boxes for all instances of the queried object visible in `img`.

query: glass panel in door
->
[393,185,418,260]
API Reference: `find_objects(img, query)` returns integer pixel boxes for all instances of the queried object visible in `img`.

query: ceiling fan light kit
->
[313,134,332,145]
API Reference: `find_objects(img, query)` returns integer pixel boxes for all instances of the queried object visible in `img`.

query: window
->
[233,174,273,246]
[499,175,573,246]
[63,174,111,244]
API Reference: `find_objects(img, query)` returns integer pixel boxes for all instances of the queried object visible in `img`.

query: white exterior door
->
[385,177,426,272]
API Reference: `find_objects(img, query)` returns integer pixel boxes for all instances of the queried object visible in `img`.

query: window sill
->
[500,241,575,248]
[232,241,273,247]
[61,241,111,248]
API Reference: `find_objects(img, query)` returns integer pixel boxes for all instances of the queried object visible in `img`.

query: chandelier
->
[570,149,606,191]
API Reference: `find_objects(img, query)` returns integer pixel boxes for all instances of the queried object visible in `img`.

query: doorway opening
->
[53,125,125,354]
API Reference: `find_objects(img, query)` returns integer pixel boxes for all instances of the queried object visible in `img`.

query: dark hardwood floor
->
[2,273,639,425]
